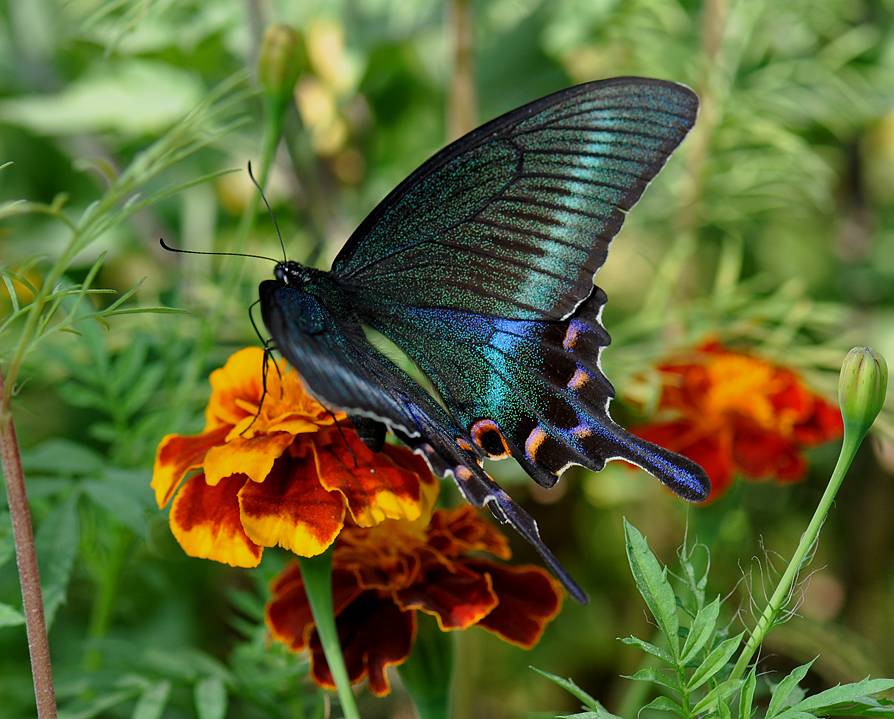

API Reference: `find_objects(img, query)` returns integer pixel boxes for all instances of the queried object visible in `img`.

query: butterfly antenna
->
[247,161,287,263]
[159,238,279,263]
[241,347,274,437]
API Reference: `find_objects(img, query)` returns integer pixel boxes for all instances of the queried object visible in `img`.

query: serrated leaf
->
[531,667,607,713]
[767,661,815,719]
[622,667,679,693]
[57,383,108,411]
[110,338,148,395]
[739,667,757,719]
[195,677,227,719]
[787,678,894,716]
[132,680,170,719]
[682,597,720,664]
[82,476,148,535]
[692,678,744,714]
[22,439,103,475]
[624,519,680,657]
[687,632,744,692]
[641,695,686,717]
[620,636,674,663]
[36,491,81,627]
[0,602,25,627]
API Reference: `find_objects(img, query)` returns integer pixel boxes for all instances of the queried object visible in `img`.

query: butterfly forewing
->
[332,77,698,320]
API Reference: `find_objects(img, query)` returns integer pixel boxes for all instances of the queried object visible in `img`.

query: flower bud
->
[258,24,306,108]
[838,347,888,440]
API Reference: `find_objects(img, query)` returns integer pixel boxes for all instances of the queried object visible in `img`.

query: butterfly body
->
[259,77,710,603]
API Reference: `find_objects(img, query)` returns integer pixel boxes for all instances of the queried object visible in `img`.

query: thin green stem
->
[299,551,361,719]
[728,430,863,681]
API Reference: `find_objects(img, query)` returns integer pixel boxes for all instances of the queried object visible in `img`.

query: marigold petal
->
[205,347,266,430]
[309,592,415,697]
[266,565,362,651]
[204,431,294,485]
[238,455,346,557]
[466,559,562,648]
[314,430,427,527]
[427,506,511,559]
[152,426,230,508]
[793,398,843,444]
[395,562,498,630]
[169,473,261,567]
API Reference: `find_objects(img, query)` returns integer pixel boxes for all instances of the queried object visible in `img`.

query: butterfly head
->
[274,261,314,286]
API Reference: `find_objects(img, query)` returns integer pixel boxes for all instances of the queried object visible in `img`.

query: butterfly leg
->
[240,342,278,436]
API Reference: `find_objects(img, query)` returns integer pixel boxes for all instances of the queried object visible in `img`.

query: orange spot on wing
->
[470,419,511,459]
[525,426,547,462]
[568,367,589,390]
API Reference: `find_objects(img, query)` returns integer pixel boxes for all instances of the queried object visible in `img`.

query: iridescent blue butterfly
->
[257,77,708,603]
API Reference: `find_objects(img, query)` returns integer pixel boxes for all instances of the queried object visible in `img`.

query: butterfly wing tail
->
[395,406,588,604]
[458,463,589,605]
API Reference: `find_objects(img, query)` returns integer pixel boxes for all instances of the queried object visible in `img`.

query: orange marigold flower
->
[631,341,843,500]
[152,348,438,566]
[266,506,563,696]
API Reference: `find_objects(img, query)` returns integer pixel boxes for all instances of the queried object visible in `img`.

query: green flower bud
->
[838,347,888,440]
[258,24,306,108]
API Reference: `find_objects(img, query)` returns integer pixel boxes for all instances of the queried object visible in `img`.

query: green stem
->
[299,551,361,719]
[728,429,863,681]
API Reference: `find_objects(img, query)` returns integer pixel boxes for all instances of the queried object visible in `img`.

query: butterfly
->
[257,77,709,604]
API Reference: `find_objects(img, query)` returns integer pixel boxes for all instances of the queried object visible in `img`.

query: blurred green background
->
[2,0,894,717]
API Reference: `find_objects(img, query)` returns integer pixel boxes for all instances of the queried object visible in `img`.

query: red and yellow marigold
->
[152,348,437,565]
[631,341,843,499]
[266,506,563,696]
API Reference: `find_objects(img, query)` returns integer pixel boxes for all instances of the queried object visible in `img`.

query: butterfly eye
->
[470,419,511,459]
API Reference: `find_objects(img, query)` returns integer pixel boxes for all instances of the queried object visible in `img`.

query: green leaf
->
[531,667,610,714]
[37,491,81,627]
[624,519,680,656]
[641,695,686,717]
[132,681,171,719]
[687,633,744,692]
[0,602,25,627]
[82,473,148,536]
[622,667,679,693]
[739,668,757,719]
[786,678,894,716]
[681,596,720,664]
[195,677,228,719]
[0,60,203,135]
[22,439,103,475]
[620,636,674,663]
[692,678,744,714]
[767,661,816,719]
[0,510,12,568]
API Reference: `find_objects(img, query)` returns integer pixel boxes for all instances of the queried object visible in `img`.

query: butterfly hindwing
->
[333,78,698,321]
[364,288,708,500]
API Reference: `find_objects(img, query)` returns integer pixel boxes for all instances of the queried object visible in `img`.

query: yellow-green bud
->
[838,347,888,440]
[258,24,306,107]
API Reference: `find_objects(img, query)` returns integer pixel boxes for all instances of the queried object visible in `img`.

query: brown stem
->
[0,371,57,719]
[447,0,476,140]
